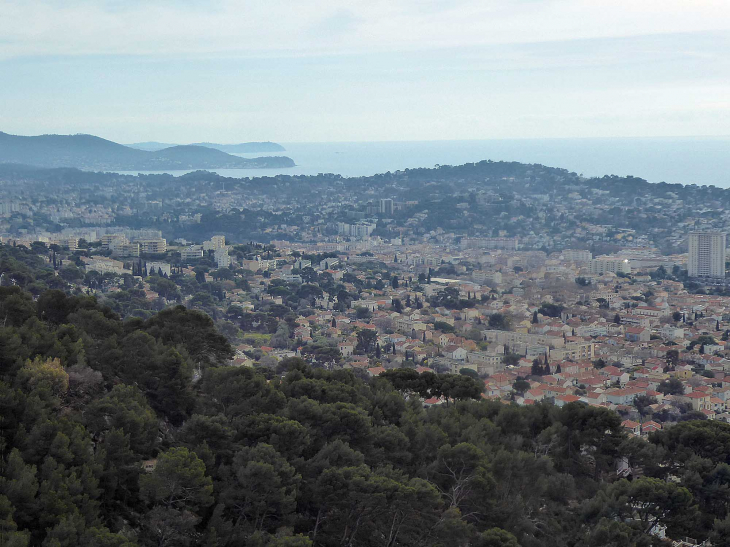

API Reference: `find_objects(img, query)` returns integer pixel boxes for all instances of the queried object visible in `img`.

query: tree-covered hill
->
[127,141,286,153]
[0,132,294,170]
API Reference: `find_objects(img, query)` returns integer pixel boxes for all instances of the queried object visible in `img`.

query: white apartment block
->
[214,248,231,269]
[472,270,502,285]
[466,351,505,375]
[460,237,519,251]
[293,259,312,270]
[337,222,376,238]
[688,231,726,278]
[137,238,167,254]
[562,249,592,262]
[82,257,128,275]
[49,237,79,251]
[101,234,127,249]
[379,199,394,215]
[242,258,275,271]
[146,261,171,276]
[109,240,140,257]
[482,330,565,349]
[180,245,204,261]
[320,258,339,270]
[203,235,226,251]
[589,257,631,275]
[549,341,595,362]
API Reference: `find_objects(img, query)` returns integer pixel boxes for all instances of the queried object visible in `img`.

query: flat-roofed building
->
[589,257,631,275]
[137,238,167,254]
[688,231,726,278]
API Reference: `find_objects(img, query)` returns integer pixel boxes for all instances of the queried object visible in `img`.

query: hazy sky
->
[2,0,729,143]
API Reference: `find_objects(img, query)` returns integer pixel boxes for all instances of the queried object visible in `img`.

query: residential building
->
[460,237,519,251]
[293,259,312,270]
[82,256,128,275]
[181,245,204,261]
[589,257,631,275]
[137,238,167,254]
[562,249,592,262]
[109,241,140,257]
[337,222,376,238]
[146,261,171,276]
[203,235,226,251]
[214,248,231,269]
[549,341,595,361]
[688,231,726,278]
[101,234,127,249]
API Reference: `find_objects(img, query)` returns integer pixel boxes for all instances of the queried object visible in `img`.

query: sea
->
[117,137,730,187]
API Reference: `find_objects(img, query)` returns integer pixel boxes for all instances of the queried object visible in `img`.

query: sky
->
[1,0,730,143]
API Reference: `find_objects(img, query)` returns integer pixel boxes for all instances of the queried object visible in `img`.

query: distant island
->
[128,141,287,153]
[0,132,294,170]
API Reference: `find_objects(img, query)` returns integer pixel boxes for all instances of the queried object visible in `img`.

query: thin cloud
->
[2,0,728,59]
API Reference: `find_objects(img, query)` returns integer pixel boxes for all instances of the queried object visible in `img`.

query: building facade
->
[589,257,631,275]
[688,231,726,278]
[379,199,394,215]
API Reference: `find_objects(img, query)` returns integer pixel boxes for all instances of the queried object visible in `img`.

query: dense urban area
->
[2,160,730,546]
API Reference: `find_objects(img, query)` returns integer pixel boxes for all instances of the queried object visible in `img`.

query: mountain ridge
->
[127,141,286,153]
[0,132,294,170]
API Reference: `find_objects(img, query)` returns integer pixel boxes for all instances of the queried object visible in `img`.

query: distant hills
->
[0,132,294,170]
[128,141,286,153]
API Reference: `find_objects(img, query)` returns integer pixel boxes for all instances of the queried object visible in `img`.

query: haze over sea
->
[118,137,730,188]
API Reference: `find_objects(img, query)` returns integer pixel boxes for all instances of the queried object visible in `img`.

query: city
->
[4,165,730,430]
[3,0,730,544]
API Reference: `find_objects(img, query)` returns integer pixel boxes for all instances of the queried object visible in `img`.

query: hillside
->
[0,132,294,170]
[2,242,730,546]
[191,141,286,153]
[127,141,286,153]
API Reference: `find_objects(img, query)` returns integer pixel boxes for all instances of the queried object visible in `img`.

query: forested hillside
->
[3,244,730,546]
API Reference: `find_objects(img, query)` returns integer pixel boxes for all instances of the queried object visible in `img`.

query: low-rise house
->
[621,419,641,436]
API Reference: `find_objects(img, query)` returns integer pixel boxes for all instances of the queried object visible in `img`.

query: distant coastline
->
[107,137,730,187]
[0,132,294,170]
[128,141,286,153]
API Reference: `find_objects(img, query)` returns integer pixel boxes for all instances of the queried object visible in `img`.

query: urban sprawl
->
[4,162,730,445]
